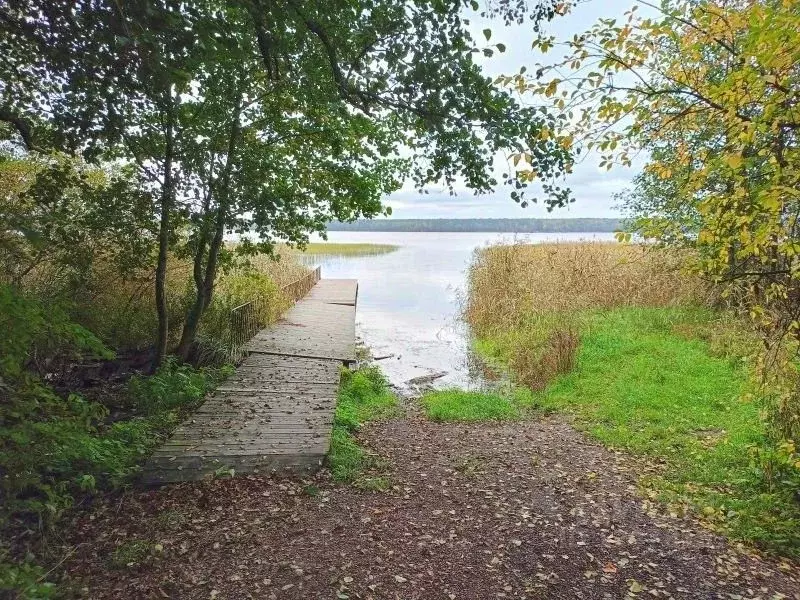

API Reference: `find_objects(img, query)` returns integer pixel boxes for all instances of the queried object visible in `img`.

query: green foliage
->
[0,285,113,381]
[334,366,399,432]
[617,146,701,248]
[0,558,57,599]
[198,270,288,349]
[1,0,576,361]
[0,285,121,526]
[0,282,229,594]
[0,153,155,289]
[328,427,369,483]
[110,539,152,569]
[329,366,397,484]
[128,358,232,415]
[749,440,800,495]
[420,388,535,422]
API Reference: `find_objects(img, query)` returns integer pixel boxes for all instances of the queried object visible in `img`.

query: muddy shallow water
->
[303,231,615,392]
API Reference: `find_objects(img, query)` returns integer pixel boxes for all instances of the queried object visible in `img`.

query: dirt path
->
[64,415,799,599]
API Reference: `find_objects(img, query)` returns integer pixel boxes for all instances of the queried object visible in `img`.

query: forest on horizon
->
[326,217,622,233]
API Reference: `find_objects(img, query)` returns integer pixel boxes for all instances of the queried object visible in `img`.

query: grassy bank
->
[328,366,399,490]
[465,242,800,558]
[299,242,398,256]
[421,388,534,421]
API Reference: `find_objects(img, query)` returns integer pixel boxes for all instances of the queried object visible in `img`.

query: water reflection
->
[303,231,616,392]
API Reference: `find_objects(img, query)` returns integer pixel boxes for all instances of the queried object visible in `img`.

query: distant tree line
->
[327,218,622,233]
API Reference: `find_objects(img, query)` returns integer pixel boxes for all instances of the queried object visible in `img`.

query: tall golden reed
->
[466,242,705,389]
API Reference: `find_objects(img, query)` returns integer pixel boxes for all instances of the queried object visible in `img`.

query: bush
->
[191,270,291,363]
[0,285,234,596]
[127,358,231,415]
[509,324,579,391]
[0,286,118,527]
[0,558,57,599]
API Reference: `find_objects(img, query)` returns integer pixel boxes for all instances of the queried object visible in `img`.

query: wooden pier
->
[143,279,358,484]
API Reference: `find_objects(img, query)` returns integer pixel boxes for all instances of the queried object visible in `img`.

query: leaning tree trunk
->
[174,204,228,361]
[151,95,176,373]
[175,99,241,362]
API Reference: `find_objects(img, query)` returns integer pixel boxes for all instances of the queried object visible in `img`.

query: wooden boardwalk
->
[143,279,358,484]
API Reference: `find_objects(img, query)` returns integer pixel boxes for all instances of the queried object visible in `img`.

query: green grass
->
[421,388,535,421]
[328,365,399,485]
[110,539,151,569]
[301,243,398,256]
[476,306,800,558]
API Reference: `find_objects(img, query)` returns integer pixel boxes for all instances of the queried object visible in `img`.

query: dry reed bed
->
[467,242,704,335]
[466,242,706,389]
[15,247,311,357]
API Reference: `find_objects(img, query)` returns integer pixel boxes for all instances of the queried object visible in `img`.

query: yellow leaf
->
[725,154,743,169]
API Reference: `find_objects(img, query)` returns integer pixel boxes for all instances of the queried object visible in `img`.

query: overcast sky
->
[383,0,640,220]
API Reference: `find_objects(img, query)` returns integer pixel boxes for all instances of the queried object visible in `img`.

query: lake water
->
[305,231,616,392]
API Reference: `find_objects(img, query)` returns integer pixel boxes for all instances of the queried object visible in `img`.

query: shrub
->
[0,286,119,527]
[194,270,290,363]
[0,285,234,597]
[127,358,231,415]
[749,440,800,493]
[0,558,57,599]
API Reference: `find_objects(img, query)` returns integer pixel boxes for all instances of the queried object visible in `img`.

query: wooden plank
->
[158,439,330,450]
[216,387,337,396]
[141,278,356,485]
[163,428,331,439]
[225,370,340,384]
[194,398,336,410]
[246,302,355,362]
[177,414,333,425]
[158,433,330,454]
[237,354,342,367]
[169,419,334,432]
[305,279,358,306]
[144,454,325,484]
[153,444,329,457]
[237,354,342,372]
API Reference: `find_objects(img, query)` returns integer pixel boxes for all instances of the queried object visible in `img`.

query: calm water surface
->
[305,231,616,392]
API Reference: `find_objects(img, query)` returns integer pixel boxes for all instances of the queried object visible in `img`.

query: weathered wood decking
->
[143,279,358,484]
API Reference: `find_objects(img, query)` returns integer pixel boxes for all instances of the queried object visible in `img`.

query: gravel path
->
[64,415,799,599]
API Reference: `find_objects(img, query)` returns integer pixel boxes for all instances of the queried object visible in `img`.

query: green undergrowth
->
[475,306,800,558]
[1,345,230,598]
[421,387,535,422]
[328,365,399,489]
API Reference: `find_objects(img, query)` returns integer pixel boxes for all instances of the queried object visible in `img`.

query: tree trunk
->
[175,97,241,362]
[151,94,176,373]
[174,205,227,361]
